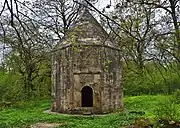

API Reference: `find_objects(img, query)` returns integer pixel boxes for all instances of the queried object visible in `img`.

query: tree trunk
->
[169,0,180,67]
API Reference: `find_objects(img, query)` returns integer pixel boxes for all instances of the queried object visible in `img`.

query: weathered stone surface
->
[51,9,123,114]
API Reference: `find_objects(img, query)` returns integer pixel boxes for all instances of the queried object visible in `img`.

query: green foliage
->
[154,97,179,121]
[0,61,51,104]
[0,100,138,128]
[132,117,153,128]
[172,89,180,104]
[0,95,166,128]
[124,95,167,119]
[124,62,180,95]
[0,71,23,105]
[103,59,112,72]
[30,61,52,99]
[154,93,180,124]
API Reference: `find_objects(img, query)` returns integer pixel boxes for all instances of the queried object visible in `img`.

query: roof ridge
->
[58,8,117,49]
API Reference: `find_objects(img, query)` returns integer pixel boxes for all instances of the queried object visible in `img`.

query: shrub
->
[172,89,180,104]
[0,72,24,105]
[154,96,179,121]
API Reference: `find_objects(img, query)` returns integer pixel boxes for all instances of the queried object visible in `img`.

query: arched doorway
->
[81,86,93,107]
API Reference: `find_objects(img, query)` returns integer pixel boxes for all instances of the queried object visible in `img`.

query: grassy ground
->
[0,95,175,128]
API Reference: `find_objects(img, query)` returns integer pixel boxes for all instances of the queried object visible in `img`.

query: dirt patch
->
[30,123,62,128]
[44,109,109,117]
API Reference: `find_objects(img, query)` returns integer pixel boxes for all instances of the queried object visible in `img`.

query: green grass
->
[0,95,175,128]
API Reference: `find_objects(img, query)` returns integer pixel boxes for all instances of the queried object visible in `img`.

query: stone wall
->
[52,45,123,114]
[101,47,123,112]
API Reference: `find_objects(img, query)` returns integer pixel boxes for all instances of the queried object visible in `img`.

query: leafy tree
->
[0,4,53,99]
[138,0,180,65]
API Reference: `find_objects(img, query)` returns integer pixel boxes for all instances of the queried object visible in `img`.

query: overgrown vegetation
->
[1,95,177,128]
[154,90,180,121]
[0,0,179,99]
[0,68,51,105]
[0,0,180,127]
[1,62,179,103]
[124,62,180,95]
[0,67,180,127]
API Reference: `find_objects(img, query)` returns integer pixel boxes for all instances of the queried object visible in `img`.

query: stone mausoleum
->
[51,9,123,114]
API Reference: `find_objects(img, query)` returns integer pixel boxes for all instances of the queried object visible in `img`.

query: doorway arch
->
[81,86,93,107]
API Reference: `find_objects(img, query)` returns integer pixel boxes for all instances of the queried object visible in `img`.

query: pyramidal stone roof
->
[59,9,117,49]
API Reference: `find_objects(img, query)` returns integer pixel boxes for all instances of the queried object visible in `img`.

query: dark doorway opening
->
[81,86,93,107]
